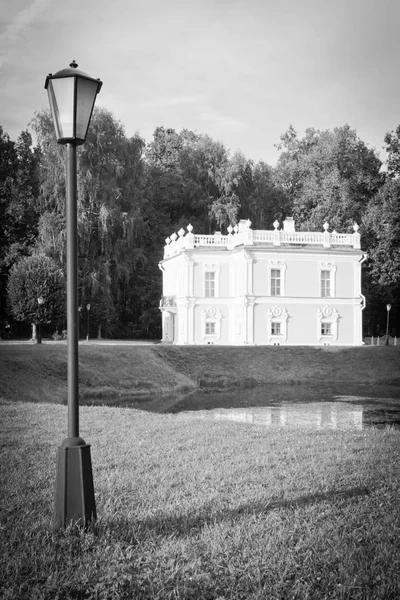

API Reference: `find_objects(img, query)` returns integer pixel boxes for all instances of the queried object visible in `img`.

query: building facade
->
[159,218,366,346]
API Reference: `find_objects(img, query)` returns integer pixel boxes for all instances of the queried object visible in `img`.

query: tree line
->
[1,108,399,340]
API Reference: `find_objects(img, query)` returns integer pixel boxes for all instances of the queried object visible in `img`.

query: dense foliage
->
[274,124,383,231]
[1,113,399,338]
[7,254,65,328]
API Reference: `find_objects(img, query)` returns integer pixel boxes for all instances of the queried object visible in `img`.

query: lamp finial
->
[70,60,78,69]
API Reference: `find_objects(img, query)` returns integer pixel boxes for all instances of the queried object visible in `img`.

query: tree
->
[31,107,148,338]
[208,150,249,230]
[76,109,147,337]
[182,133,243,232]
[0,126,17,319]
[7,254,65,341]
[209,192,240,230]
[362,179,400,295]
[361,178,400,336]
[239,160,290,229]
[357,124,400,336]
[145,127,248,233]
[383,125,400,178]
[0,127,41,320]
[274,125,383,231]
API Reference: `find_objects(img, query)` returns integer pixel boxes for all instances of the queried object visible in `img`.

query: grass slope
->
[0,344,400,404]
[1,400,399,599]
[151,344,400,388]
[0,344,195,404]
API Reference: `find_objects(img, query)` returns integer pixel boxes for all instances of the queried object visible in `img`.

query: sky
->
[1,0,400,166]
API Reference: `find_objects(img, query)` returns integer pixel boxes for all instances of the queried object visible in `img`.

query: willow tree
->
[31,108,147,338]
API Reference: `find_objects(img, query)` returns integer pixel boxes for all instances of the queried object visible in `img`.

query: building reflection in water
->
[202,402,364,430]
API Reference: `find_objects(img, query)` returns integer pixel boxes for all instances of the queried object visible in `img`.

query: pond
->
[84,382,400,430]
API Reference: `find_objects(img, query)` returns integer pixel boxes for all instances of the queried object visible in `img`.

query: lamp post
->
[78,305,82,339]
[37,296,44,344]
[86,303,91,341]
[386,304,392,346]
[45,61,102,527]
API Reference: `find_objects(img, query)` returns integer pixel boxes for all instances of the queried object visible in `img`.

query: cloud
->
[198,107,248,132]
[0,0,50,67]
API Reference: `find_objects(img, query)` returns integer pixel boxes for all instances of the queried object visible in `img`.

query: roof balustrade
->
[163,219,361,258]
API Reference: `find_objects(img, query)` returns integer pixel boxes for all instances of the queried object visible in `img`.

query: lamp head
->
[45,61,103,145]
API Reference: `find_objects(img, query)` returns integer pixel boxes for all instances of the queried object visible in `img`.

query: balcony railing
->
[163,220,361,258]
[160,295,176,308]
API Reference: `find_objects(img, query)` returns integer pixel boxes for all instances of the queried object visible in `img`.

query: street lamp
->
[78,305,82,339]
[86,303,91,341]
[37,296,44,344]
[45,61,102,527]
[386,304,392,346]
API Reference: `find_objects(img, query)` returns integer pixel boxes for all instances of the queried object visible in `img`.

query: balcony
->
[160,295,176,308]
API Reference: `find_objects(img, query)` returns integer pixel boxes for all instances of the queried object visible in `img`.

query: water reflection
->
[85,382,400,429]
[192,402,364,430]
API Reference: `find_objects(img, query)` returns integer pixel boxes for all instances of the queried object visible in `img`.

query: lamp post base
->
[55,437,96,527]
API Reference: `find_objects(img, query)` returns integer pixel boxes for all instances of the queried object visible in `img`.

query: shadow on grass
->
[98,485,370,543]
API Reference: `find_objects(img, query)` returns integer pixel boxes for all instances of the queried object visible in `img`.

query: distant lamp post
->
[78,305,82,339]
[86,303,91,341]
[45,61,102,527]
[37,296,44,344]
[386,304,392,346]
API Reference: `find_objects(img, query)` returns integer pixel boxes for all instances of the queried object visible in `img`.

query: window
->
[201,307,222,341]
[205,321,216,335]
[316,307,339,343]
[321,270,331,297]
[267,306,289,343]
[318,262,336,297]
[203,263,220,298]
[271,322,281,335]
[268,261,286,297]
[321,322,331,336]
[271,269,281,296]
[205,271,215,297]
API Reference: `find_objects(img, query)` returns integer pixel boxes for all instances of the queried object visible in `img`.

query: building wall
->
[159,240,365,346]
[251,254,358,300]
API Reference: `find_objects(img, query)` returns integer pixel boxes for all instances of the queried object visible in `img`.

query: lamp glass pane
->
[48,77,75,140]
[75,78,99,142]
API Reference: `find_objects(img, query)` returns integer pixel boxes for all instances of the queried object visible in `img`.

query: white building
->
[159,218,366,346]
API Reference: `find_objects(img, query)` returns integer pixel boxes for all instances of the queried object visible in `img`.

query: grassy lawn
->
[1,345,400,598]
[1,399,400,599]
